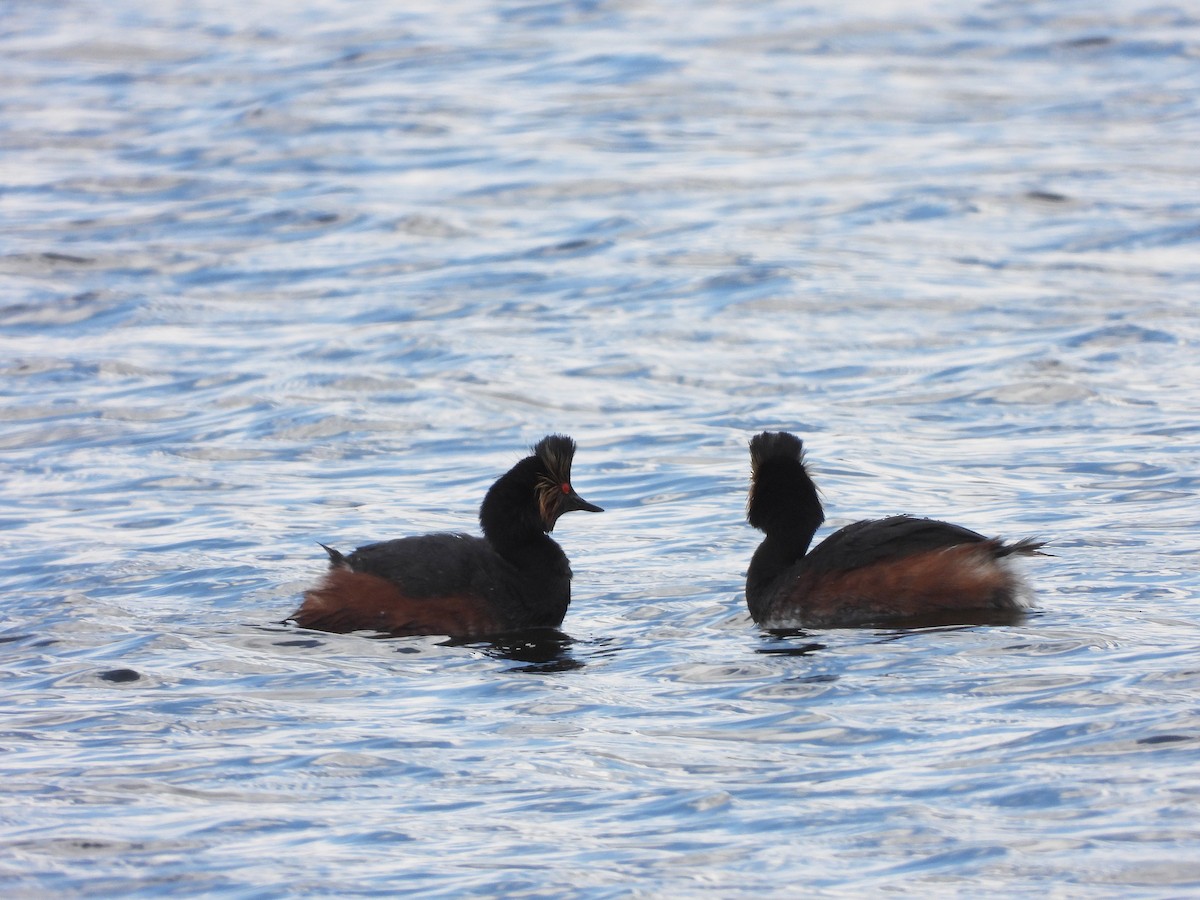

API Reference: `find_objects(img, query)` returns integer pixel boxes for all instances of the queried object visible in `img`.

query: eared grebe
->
[291,434,602,638]
[745,431,1045,629]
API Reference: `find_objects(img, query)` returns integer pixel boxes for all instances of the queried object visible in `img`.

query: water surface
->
[3,1,1200,895]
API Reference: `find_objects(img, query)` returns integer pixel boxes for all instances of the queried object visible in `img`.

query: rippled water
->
[4,0,1200,895]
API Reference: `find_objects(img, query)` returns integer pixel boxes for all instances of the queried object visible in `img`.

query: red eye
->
[561,483,571,494]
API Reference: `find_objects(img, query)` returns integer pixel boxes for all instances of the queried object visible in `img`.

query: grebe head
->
[479,434,602,542]
[532,434,603,531]
[746,431,824,538]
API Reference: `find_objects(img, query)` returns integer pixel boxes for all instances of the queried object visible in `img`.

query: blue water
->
[3,0,1199,895]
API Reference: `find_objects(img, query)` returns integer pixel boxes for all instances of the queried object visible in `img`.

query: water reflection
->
[759,605,1029,642]
[271,624,587,672]
[869,608,1029,632]
[755,634,829,657]
[454,628,586,674]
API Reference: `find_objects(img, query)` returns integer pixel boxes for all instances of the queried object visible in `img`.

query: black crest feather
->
[749,431,805,476]
[533,434,577,483]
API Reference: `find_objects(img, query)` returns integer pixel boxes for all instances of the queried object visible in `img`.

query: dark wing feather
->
[804,515,990,576]
[345,533,518,599]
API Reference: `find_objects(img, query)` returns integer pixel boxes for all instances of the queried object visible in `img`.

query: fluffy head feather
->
[746,431,824,537]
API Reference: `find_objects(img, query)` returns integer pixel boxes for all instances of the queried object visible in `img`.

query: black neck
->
[479,457,547,554]
[746,529,816,620]
[478,458,573,624]
[489,531,573,627]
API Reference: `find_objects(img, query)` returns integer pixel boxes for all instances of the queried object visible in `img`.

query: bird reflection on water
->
[453,627,591,673]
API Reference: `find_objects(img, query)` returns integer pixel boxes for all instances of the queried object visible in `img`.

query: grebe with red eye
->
[745,431,1046,629]
[291,434,602,638]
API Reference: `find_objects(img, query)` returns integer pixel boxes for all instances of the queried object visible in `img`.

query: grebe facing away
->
[292,434,602,638]
[745,431,1046,629]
